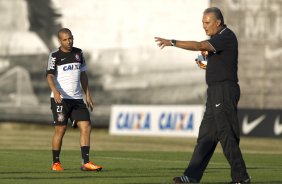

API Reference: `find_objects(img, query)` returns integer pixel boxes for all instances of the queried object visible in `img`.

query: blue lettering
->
[159,112,194,131]
[117,113,124,129]
[143,114,150,129]
[116,112,151,130]
[124,113,130,128]
[167,113,173,129]
[63,64,80,71]
[186,114,194,130]
[159,113,165,129]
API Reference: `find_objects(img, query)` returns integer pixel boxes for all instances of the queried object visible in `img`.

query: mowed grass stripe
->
[0,123,282,183]
[1,123,282,154]
[0,150,282,184]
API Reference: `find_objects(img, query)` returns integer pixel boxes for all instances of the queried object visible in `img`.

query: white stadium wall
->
[0,0,209,125]
[0,0,282,137]
[211,0,282,109]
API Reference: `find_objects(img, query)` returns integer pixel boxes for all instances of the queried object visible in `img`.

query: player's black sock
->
[52,150,61,163]
[81,146,90,164]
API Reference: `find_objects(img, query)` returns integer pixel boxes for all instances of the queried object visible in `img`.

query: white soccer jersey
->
[46,47,87,99]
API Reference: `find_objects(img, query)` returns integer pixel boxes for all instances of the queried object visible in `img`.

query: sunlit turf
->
[0,150,282,184]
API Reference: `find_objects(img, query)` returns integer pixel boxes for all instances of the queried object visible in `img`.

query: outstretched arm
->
[154,37,215,52]
[80,71,94,112]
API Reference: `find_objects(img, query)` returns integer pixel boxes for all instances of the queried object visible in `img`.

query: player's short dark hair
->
[204,7,224,26]
[57,28,72,39]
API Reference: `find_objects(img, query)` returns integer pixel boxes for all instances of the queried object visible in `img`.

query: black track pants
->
[184,81,249,182]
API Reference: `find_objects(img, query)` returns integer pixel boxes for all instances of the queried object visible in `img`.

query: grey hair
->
[204,7,224,26]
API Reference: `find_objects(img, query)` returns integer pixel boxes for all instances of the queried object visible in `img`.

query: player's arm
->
[46,74,62,103]
[80,71,94,112]
[173,40,215,52]
[154,37,215,52]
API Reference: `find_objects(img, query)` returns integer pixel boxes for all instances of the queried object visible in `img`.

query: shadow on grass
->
[0,173,163,180]
[204,166,276,173]
[200,182,282,184]
[1,172,281,184]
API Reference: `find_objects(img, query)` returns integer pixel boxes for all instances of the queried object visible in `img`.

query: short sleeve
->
[207,33,226,52]
[80,51,87,72]
[46,53,56,75]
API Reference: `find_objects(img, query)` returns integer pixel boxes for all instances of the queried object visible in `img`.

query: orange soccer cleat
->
[51,162,64,171]
[81,162,103,171]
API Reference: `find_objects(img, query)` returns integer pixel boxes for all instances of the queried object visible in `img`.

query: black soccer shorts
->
[50,98,91,127]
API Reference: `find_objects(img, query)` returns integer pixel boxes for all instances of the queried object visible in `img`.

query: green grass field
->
[0,123,282,184]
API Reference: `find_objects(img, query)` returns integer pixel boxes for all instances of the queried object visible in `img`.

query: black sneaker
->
[229,177,251,184]
[173,176,199,183]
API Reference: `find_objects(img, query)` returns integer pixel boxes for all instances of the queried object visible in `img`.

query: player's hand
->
[53,90,62,103]
[86,95,94,112]
[154,37,171,49]
[195,59,206,70]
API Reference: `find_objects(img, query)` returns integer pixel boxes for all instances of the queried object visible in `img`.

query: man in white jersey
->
[46,28,103,171]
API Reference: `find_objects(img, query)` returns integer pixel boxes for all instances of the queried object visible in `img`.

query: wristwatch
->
[170,39,176,46]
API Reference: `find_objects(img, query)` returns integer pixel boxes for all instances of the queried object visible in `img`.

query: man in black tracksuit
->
[155,7,250,184]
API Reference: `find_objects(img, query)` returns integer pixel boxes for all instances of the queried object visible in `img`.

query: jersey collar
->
[211,24,227,38]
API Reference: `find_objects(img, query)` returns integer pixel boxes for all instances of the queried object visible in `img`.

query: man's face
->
[202,12,221,36]
[58,32,73,52]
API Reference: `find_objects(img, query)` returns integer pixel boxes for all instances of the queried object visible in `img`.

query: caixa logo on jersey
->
[63,64,81,71]
[159,112,194,131]
[116,112,151,130]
